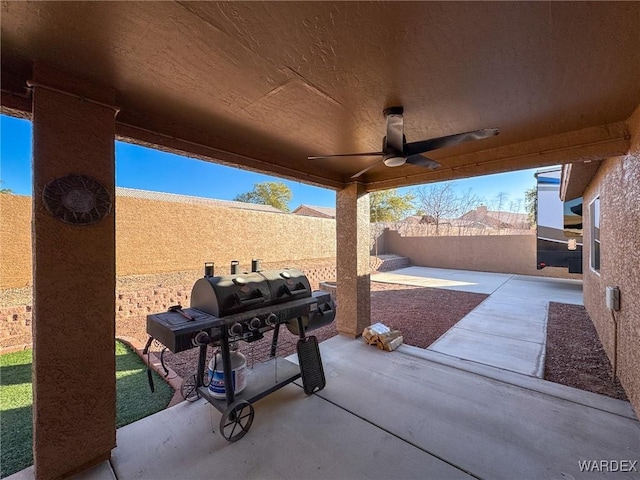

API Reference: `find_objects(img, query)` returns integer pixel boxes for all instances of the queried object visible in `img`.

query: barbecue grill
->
[145,261,336,441]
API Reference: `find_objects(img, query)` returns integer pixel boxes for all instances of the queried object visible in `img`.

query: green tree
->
[524,186,537,228]
[370,189,415,222]
[234,181,292,212]
[0,180,13,194]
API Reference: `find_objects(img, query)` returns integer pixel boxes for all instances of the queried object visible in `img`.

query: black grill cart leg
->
[270,323,280,358]
[296,317,306,340]
[196,344,207,388]
[220,328,236,408]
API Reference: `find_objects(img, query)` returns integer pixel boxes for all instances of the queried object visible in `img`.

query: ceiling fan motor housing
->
[383,155,407,167]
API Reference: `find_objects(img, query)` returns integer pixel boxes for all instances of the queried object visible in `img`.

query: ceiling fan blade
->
[308,152,384,160]
[404,128,499,156]
[405,154,441,169]
[351,158,385,179]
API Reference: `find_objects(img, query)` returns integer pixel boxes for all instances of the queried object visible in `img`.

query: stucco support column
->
[336,183,371,336]
[31,64,117,479]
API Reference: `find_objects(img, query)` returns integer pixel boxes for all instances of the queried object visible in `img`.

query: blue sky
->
[1,114,538,211]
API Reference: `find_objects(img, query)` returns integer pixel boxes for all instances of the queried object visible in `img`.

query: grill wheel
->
[220,400,255,442]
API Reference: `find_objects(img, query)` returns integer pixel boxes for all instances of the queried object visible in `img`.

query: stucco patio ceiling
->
[1,1,639,191]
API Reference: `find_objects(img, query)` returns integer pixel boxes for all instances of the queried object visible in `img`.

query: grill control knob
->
[192,331,210,346]
[229,322,244,337]
[265,313,278,326]
[249,317,262,331]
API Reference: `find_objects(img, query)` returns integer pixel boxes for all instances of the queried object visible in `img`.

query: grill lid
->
[191,272,271,317]
[190,268,311,317]
[259,269,311,305]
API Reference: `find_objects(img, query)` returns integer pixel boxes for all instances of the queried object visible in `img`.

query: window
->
[590,197,600,272]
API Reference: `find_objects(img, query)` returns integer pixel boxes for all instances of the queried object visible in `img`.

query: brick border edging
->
[370,256,410,272]
[116,336,185,408]
[0,342,32,355]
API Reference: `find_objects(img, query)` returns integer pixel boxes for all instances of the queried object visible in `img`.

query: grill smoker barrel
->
[145,264,335,442]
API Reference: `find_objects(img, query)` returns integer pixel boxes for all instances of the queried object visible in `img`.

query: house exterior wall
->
[581,108,640,415]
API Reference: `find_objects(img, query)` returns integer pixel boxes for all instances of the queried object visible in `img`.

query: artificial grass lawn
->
[0,341,174,478]
[114,341,174,428]
[0,349,32,478]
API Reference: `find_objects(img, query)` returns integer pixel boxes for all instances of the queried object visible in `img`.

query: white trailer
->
[535,167,583,273]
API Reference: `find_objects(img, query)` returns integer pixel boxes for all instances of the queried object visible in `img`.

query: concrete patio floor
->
[430,273,583,377]
[20,335,638,480]
[372,266,513,294]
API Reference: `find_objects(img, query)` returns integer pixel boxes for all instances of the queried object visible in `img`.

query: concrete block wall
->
[0,194,32,288]
[386,231,537,275]
[115,196,336,277]
[385,229,580,279]
[1,305,32,349]
[304,266,338,290]
[116,287,192,319]
[0,192,338,349]
[0,193,337,289]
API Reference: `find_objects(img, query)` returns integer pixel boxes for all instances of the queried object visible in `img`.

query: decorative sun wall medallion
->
[42,174,112,225]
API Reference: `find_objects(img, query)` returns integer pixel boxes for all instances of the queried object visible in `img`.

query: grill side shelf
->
[198,358,301,413]
[147,297,318,353]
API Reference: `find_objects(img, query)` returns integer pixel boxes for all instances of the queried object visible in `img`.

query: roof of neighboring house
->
[116,187,285,213]
[292,204,336,219]
[459,206,529,227]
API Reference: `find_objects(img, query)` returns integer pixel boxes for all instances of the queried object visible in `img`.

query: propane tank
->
[207,349,247,399]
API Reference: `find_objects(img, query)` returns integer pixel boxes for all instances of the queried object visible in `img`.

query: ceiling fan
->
[309,106,499,179]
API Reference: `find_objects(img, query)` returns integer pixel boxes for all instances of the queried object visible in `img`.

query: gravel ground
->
[545,302,627,401]
[371,282,487,348]
[157,281,487,380]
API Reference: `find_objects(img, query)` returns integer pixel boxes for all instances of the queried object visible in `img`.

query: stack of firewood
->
[362,323,403,352]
